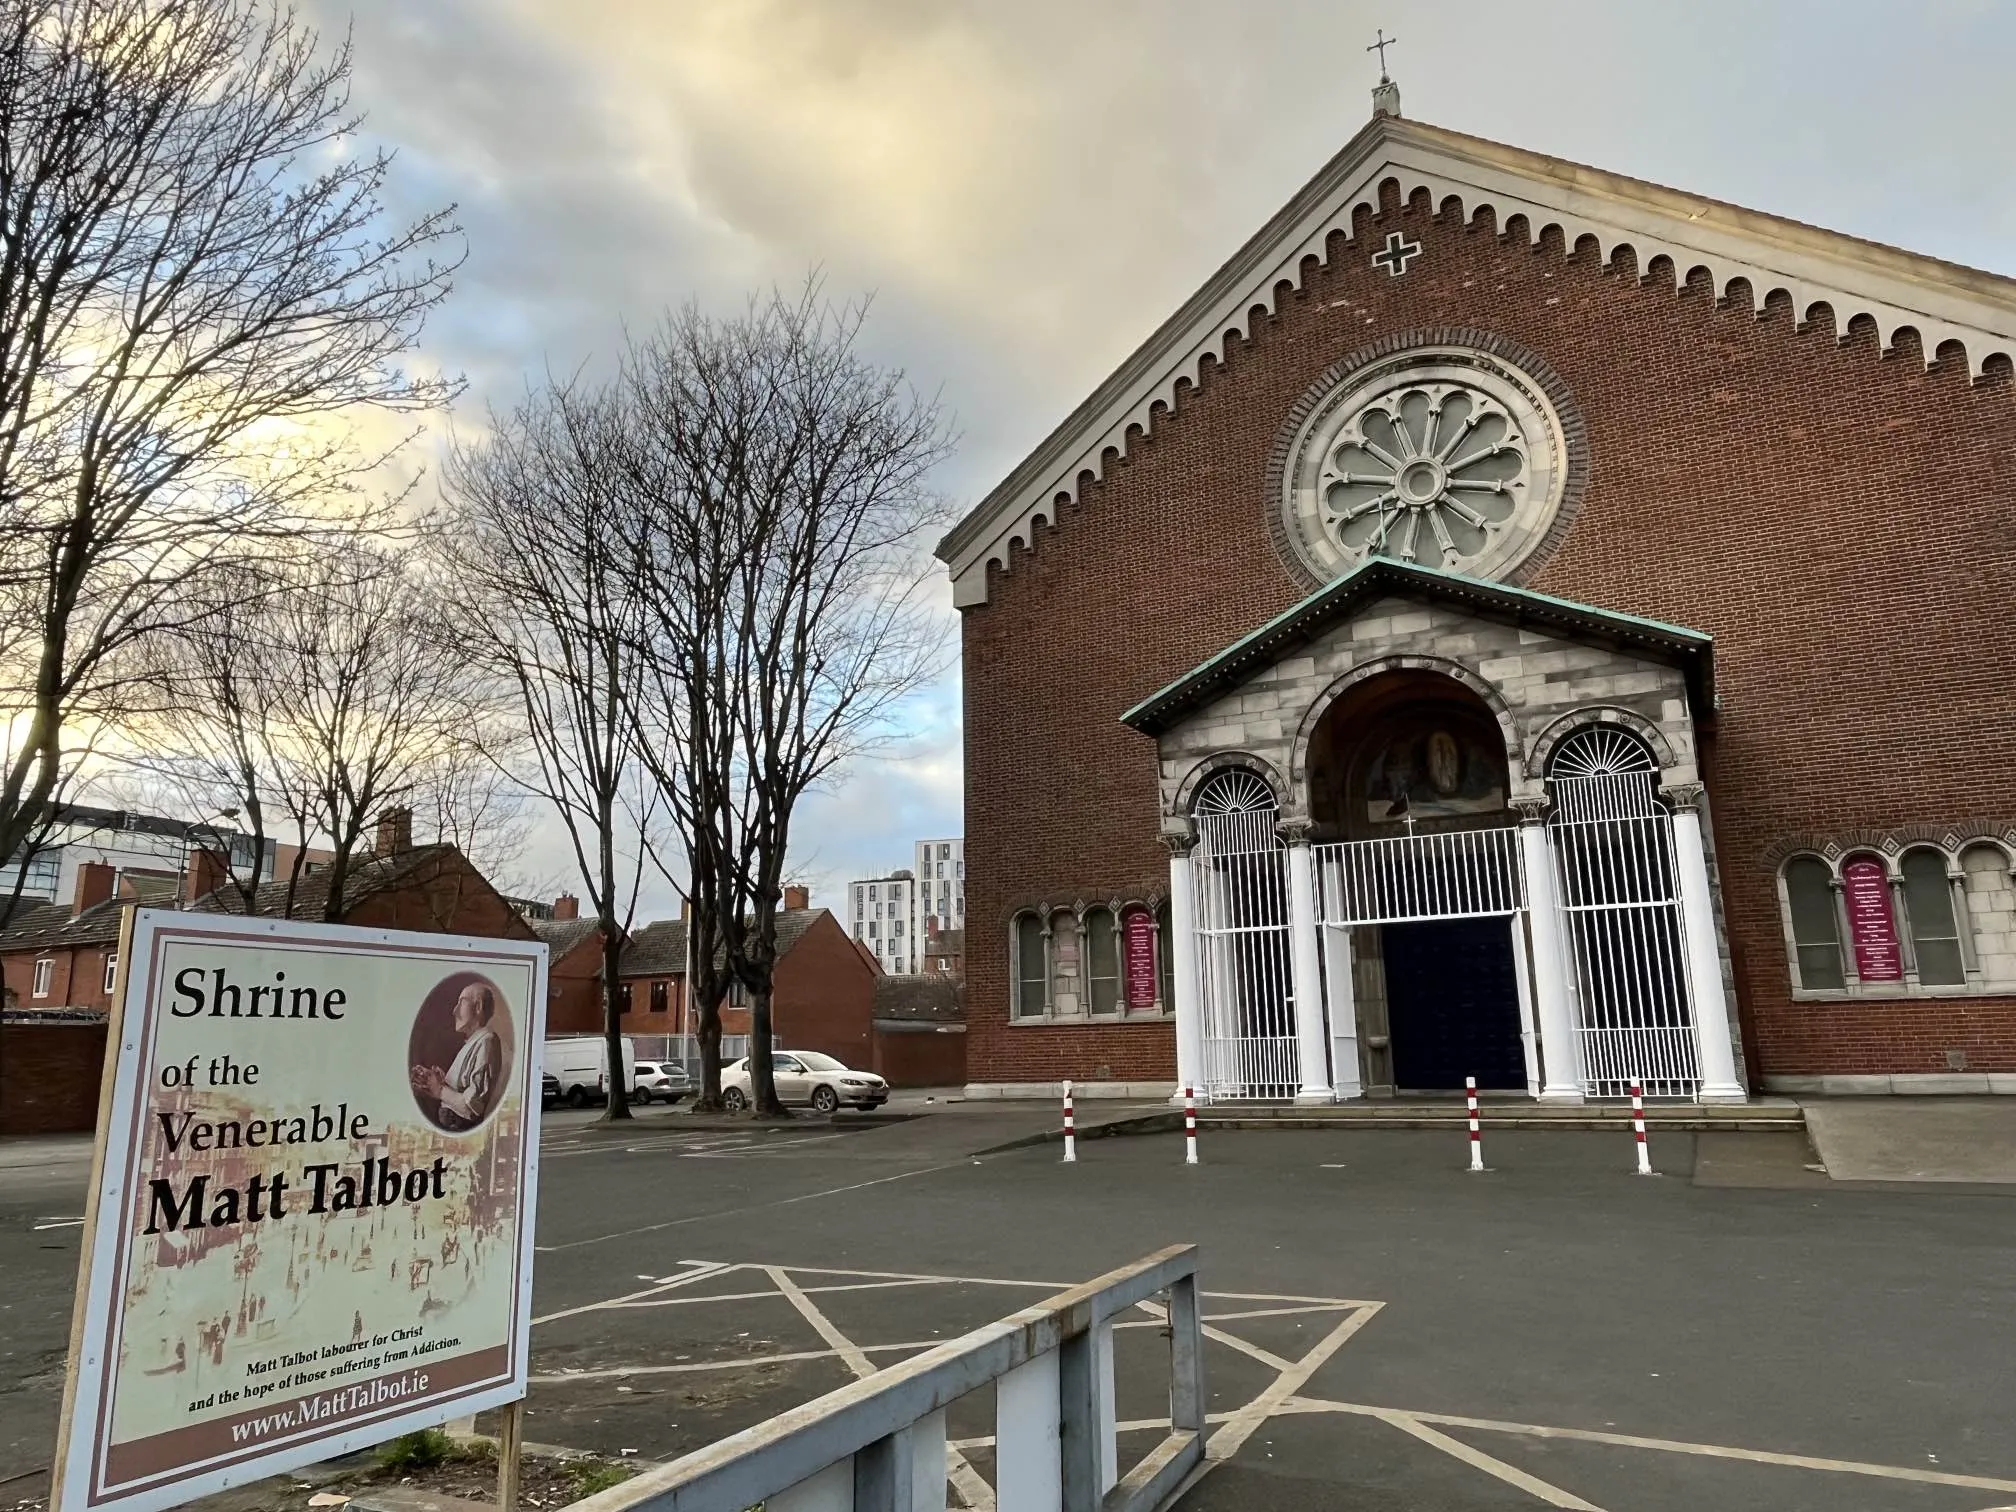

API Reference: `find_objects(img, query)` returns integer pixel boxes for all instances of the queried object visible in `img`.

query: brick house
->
[533,895,609,1035]
[614,890,962,1077]
[938,88,2016,1101]
[921,921,965,981]
[0,812,536,1133]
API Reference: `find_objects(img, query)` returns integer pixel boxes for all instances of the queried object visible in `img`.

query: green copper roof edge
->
[1119,559,1710,731]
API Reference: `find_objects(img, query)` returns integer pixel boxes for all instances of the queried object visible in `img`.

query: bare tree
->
[0,0,460,868]
[129,564,320,914]
[136,548,482,919]
[416,736,541,901]
[440,378,656,1121]
[624,288,953,1116]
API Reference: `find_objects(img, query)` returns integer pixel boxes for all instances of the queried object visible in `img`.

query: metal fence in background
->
[626,1033,777,1078]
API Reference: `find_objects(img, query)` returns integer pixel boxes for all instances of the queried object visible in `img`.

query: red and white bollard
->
[1184,1085,1199,1165]
[1062,1079,1077,1164]
[1465,1075,1484,1172]
[1631,1078,1652,1175]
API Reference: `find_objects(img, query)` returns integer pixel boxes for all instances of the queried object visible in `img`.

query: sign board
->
[1122,909,1159,1011]
[1841,857,1904,982]
[52,910,547,1512]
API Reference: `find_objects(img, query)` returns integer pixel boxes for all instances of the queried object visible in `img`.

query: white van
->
[542,1035,638,1107]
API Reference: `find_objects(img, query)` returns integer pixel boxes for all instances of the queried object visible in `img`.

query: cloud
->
[309,0,2016,916]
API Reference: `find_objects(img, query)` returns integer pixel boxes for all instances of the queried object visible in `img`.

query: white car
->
[632,1060,691,1105]
[720,1052,888,1114]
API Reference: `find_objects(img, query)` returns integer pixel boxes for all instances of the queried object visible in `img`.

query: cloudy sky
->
[312,0,2016,917]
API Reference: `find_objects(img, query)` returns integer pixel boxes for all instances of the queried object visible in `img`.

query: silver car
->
[720,1051,888,1114]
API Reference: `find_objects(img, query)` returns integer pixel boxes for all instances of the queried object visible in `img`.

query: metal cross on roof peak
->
[1367,29,1398,83]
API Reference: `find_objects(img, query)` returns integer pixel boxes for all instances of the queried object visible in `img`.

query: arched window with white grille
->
[1187,765,1297,1097]
[1544,725,1696,1096]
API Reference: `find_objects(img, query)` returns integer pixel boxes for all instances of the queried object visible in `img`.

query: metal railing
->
[572,1246,1206,1512]
[1312,825,1526,926]
[625,1034,776,1078]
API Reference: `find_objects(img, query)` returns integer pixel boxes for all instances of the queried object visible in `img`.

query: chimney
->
[680,897,691,922]
[552,893,579,921]
[182,849,229,905]
[374,806,413,857]
[783,884,809,912]
[72,861,116,918]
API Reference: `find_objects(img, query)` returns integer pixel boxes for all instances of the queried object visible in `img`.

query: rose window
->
[1279,347,1570,586]
[1321,384,1525,566]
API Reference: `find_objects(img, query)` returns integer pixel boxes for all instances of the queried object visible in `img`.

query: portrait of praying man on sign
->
[409,978,511,1132]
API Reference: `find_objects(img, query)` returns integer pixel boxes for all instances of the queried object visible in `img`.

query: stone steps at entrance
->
[1194,1100,1805,1134]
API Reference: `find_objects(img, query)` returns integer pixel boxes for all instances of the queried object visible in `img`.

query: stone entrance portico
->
[1123,559,1746,1104]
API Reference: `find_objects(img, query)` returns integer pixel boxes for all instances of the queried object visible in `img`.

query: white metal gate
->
[1313,826,1538,1096]
[1548,752,1701,1098]
[1191,772,1297,1099]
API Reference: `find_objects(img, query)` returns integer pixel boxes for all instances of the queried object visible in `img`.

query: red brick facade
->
[0,1021,109,1134]
[871,1025,967,1088]
[959,172,2016,1088]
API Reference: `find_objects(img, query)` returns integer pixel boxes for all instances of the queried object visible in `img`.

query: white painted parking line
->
[1204,1303,1385,1465]
[528,1255,2016,1509]
[608,1277,962,1310]
[1277,1398,2016,1496]
[531,1340,940,1382]
[1378,1411,1607,1510]
[768,1266,876,1379]
[1131,1297,1296,1373]
[532,1261,734,1325]
[765,1267,997,1511]
[32,1216,85,1230]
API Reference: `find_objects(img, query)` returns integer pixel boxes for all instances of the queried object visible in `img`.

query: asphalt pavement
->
[6,1102,2016,1511]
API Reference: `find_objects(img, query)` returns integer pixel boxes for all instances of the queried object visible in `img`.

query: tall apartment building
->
[846,837,963,976]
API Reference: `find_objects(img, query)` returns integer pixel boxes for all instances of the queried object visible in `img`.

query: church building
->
[938,78,2016,1103]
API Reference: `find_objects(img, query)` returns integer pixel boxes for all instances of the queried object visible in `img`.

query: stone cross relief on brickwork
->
[1371,230,1422,277]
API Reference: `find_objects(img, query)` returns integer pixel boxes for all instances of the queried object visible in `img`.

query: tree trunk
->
[750,984,786,1117]
[694,995,723,1111]
[600,928,632,1121]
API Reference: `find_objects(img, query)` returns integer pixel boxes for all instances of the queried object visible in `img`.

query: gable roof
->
[190,844,455,925]
[937,110,2016,608]
[617,909,830,979]
[0,844,507,953]
[620,918,686,977]
[0,895,129,952]
[1119,557,1712,738]
[531,916,603,961]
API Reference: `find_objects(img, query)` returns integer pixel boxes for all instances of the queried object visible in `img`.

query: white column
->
[1516,805,1584,1103]
[1283,827,1333,1103]
[1322,920,1364,1100]
[1166,837,1205,1103]
[1509,913,1540,1098]
[1667,789,1746,1103]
